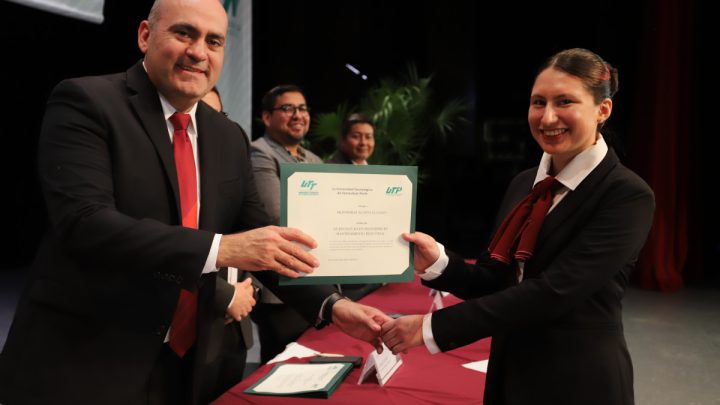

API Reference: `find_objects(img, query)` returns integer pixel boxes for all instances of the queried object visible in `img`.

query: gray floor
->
[1,267,718,404]
[624,286,720,404]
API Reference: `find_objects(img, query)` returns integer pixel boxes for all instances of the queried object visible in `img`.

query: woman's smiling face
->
[528,67,611,173]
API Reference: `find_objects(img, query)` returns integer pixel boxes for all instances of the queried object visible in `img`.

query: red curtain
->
[627,0,695,291]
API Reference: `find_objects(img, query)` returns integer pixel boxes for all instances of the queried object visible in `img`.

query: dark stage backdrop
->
[0,0,713,288]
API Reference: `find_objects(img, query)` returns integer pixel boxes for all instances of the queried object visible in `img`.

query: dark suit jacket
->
[327,151,352,164]
[0,61,333,405]
[424,149,654,405]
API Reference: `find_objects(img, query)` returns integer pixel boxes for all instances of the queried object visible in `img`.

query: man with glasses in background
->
[252,85,320,224]
[250,85,324,363]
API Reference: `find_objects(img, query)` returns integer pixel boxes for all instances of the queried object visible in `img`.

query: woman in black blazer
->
[381,48,654,405]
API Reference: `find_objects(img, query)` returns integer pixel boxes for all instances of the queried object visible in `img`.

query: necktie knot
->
[531,176,560,198]
[170,112,191,132]
[488,175,562,266]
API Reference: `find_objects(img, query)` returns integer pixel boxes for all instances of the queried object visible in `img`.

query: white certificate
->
[279,164,416,285]
[245,363,352,397]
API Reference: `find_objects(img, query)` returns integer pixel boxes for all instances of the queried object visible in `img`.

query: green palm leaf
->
[309,63,467,177]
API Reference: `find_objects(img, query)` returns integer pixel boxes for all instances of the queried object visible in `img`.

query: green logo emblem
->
[301,180,318,190]
[386,186,402,195]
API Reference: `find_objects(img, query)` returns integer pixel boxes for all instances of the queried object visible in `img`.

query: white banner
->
[7,0,104,24]
[216,0,252,137]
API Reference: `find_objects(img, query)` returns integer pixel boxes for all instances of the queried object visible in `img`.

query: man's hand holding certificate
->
[280,164,417,285]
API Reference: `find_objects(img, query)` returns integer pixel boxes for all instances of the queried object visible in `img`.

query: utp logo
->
[301,180,318,190]
[386,186,402,195]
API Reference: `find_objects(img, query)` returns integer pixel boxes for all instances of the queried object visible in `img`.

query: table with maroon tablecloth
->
[213,277,490,404]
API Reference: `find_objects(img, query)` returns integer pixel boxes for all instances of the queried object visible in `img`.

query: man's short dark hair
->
[341,113,375,138]
[261,84,305,112]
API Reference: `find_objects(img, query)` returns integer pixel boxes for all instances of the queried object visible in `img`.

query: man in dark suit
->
[0,1,389,404]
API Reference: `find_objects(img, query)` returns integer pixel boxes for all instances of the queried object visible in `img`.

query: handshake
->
[331,299,426,355]
[218,226,431,355]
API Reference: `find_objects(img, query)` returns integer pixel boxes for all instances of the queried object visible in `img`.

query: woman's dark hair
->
[341,113,375,138]
[539,48,619,104]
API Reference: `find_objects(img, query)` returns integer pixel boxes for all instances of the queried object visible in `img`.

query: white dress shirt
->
[157,93,222,276]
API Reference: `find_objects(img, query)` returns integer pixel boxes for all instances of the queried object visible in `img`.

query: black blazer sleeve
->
[427,156,655,352]
[421,250,512,299]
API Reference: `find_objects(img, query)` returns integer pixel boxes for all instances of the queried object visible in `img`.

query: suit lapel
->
[530,149,620,266]
[126,61,182,220]
[196,104,220,230]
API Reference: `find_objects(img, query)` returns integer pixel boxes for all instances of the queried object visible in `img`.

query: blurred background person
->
[252,84,321,225]
[200,85,259,396]
[202,86,224,114]
[249,85,323,364]
[328,113,375,165]
[326,113,382,301]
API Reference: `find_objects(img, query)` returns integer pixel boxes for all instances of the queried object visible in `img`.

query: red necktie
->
[168,112,198,358]
[488,176,561,264]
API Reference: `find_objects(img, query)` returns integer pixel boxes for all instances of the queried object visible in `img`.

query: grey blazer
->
[250,134,322,225]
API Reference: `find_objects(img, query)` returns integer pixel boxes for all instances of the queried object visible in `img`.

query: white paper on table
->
[251,363,347,394]
[462,359,489,373]
[267,342,319,364]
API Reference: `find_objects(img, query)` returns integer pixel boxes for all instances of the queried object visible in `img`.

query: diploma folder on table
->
[279,163,417,286]
[244,362,353,398]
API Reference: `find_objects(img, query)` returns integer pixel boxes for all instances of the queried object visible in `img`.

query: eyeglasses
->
[271,104,310,115]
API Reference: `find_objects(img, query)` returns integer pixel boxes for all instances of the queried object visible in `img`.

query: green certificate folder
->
[244,362,353,398]
[279,164,417,286]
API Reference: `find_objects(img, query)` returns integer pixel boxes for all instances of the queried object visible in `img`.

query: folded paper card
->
[462,359,489,373]
[357,343,403,386]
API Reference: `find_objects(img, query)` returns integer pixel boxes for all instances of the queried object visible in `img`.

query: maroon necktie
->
[488,176,561,264]
[168,112,198,358]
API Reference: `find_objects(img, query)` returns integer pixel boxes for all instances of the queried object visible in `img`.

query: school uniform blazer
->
[0,60,333,405]
[423,149,654,405]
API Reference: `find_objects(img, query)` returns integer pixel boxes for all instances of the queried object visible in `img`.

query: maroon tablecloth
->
[213,277,489,404]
